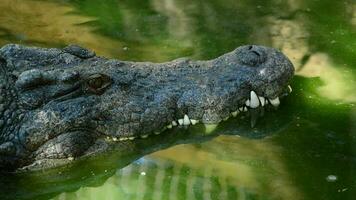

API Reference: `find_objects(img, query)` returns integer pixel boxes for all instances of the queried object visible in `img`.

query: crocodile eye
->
[86,74,112,94]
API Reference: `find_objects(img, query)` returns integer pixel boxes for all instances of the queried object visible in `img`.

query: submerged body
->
[0,44,294,171]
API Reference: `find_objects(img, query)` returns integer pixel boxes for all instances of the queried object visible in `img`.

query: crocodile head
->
[0,44,294,171]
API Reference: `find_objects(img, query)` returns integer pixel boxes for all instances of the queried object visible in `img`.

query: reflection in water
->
[0,0,355,199]
[149,137,301,200]
[54,136,300,200]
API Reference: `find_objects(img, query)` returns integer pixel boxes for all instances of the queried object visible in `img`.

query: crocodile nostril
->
[236,46,267,66]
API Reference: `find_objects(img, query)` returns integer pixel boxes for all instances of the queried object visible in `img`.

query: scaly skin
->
[0,44,294,171]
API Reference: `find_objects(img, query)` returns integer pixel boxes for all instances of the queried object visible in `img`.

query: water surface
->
[0,0,355,199]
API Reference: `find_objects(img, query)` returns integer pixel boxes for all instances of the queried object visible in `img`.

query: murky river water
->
[0,0,355,199]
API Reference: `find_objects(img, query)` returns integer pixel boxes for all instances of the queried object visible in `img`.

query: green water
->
[0,0,355,199]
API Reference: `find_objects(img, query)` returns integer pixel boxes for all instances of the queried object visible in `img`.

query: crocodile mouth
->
[103,85,293,142]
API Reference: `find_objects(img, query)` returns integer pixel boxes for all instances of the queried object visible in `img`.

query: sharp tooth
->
[265,99,269,105]
[231,110,239,117]
[119,137,128,141]
[238,107,244,112]
[172,121,178,126]
[243,107,248,112]
[269,97,280,107]
[128,137,135,140]
[190,119,199,125]
[112,137,118,141]
[141,134,148,138]
[259,96,265,106]
[245,99,250,107]
[250,91,260,108]
[178,119,184,125]
[288,85,292,93]
[154,131,161,135]
[183,114,191,126]
[167,124,173,129]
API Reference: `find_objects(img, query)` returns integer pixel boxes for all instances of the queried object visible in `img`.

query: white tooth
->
[231,111,239,117]
[183,114,191,126]
[250,91,260,108]
[128,137,135,140]
[67,157,74,161]
[288,85,292,93]
[259,96,265,106]
[119,137,128,141]
[243,107,248,112]
[141,134,148,138]
[223,116,229,121]
[112,137,118,141]
[238,107,244,112]
[265,99,269,105]
[269,97,280,107]
[178,119,184,125]
[154,131,161,135]
[190,119,199,125]
[172,121,178,126]
[167,124,173,129]
[245,99,250,107]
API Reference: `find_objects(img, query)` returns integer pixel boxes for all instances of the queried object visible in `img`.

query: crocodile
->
[0,44,294,171]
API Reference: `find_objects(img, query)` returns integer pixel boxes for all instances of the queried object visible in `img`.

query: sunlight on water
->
[0,0,355,200]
